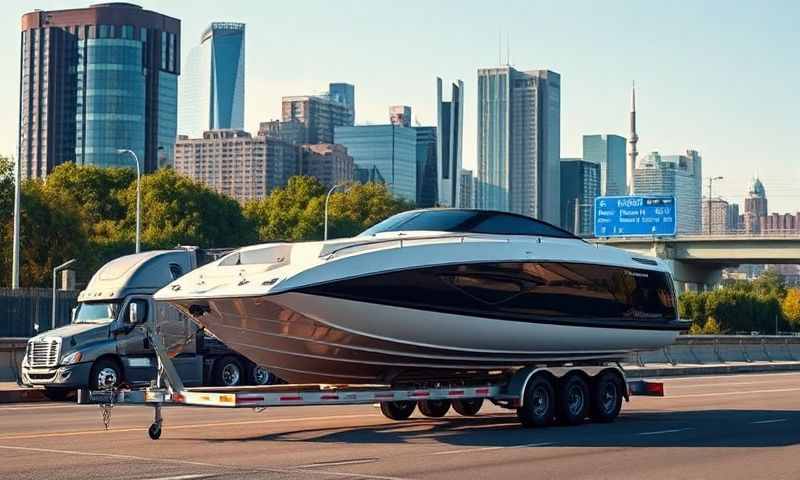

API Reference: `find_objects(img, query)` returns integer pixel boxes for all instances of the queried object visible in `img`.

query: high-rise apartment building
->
[476,67,560,224]
[436,77,464,207]
[282,88,354,144]
[258,120,306,145]
[174,129,298,204]
[389,106,412,128]
[583,134,626,196]
[414,126,437,207]
[633,150,703,234]
[560,158,600,236]
[19,3,180,178]
[329,83,355,124]
[459,169,475,209]
[702,198,732,234]
[334,124,416,202]
[180,22,245,137]
[299,144,355,188]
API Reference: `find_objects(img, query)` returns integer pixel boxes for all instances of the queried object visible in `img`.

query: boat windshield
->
[359,209,578,239]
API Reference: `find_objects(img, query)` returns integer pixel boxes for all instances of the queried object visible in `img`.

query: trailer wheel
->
[213,356,243,386]
[589,370,624,423]
[148,423,162,440]
[249,365,276,386]
[418,399,451,418]
[379,400,416,420]
[452,398,484,416]
[517,373,556,428]
[557,373,590,425]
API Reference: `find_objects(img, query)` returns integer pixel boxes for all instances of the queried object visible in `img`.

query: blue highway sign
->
[594,195,677,237]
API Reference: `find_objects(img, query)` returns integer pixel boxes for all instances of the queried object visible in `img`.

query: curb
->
[0,387,48,404]
[625,361,800,378]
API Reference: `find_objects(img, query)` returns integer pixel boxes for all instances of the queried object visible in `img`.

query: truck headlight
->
[61,351,83,365]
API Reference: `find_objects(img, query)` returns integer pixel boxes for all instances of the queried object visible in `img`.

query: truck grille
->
[28,338,61,368]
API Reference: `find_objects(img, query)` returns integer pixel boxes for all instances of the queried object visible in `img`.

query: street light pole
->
[324,183,350,241]
[50,258,77,332]
[116,149,141,253]
[11,154,21,289]
[706,176,724,235]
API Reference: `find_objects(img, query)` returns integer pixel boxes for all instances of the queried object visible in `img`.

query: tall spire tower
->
[627,82,639,194]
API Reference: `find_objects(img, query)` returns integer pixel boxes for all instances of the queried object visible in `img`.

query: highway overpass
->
[594,235,800,291]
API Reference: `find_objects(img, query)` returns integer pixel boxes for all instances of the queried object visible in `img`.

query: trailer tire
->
[148,423,162,440]
[418,399,451,418]
[589,370,624,423]
[517,373,556,428]
[452,398,483,416]
[557,373,590,425]
[248,364,276,386]
[89,358,122,391]
[212,356,244,386]
[379,400,416,420]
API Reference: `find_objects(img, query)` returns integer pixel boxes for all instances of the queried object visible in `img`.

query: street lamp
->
[324,182,351,241]
[706,176,724,235]
[49,258,77,332]
[116,149,141,253]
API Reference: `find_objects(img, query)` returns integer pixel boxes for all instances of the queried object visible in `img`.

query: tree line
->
[0,158,411,287]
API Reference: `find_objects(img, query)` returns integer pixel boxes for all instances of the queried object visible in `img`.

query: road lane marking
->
[750,418,788,424]
[637,428,693,436]
[0,444,413,480]
[430,442,554,456]
[0,413,379,440]
[668,387,800,399]
[295,458,378,468]
[140,475,216,480]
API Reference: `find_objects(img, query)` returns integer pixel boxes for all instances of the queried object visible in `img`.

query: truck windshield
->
[74,302,119,324]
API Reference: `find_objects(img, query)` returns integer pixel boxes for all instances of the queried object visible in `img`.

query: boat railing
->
[320,234,511,260]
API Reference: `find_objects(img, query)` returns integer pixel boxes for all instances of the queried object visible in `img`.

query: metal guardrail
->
[632,335,800,366]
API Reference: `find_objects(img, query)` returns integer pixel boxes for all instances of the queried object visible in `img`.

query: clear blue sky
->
[5,0,799,211]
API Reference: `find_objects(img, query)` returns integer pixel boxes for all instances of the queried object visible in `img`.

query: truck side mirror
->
[71,307,77,323]
[128,302,140,325]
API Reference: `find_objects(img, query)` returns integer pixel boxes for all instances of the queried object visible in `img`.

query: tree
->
[702,317,721,334]
[244,176,327,242]
[326,182,414,239]
[782,288,800,328]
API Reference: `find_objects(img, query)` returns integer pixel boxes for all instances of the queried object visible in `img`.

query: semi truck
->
[21,248,278,400]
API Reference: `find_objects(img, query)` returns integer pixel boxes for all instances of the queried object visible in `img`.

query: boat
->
[154,209,685,385]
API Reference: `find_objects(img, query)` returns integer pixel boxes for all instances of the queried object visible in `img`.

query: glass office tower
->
[335,124,417,203]
[633,150,703,234]
[436,77,464,207]
[18,4,180,177]
[583,134,627,197]
[180,22,245,138]
[560,158,601,236]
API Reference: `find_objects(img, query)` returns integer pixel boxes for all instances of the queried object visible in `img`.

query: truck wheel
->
[452,398,483,416]
[213,356,243,386]
[379,400,416,420]
[589,370,624,423]
[557,373,590,425]
[517,373,556,428]
[43,387,73,401]
[249,365,276,386]
[418,399,451,418]
[89,358,122,390]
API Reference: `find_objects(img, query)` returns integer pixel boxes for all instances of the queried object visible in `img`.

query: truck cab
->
[21,249,277,400]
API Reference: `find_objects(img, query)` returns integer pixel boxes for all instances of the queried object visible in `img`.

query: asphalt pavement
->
[2,371,800,480]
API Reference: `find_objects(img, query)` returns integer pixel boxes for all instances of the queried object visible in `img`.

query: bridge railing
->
[631,335,800,366]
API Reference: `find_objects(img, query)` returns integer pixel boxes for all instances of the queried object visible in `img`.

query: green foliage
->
[702,317,721,334]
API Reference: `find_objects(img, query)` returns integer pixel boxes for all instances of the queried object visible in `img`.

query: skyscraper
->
[180,22,245,137]
[282,88,354,144]
[560,158,600,236]
[743,177,768,233]
[702,198,732,234]
[436,77,464,207]
[414,126,437,207]
[18,3,180,178]
[389,106,412,127]
[459,169,475,209]
[583,134,627,196]
[476,66,560,224]
[334,124,416,202]
[329,83,355,124]
[633,150,703,234]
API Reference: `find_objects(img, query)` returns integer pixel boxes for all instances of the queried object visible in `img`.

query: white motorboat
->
[154,209,685,385]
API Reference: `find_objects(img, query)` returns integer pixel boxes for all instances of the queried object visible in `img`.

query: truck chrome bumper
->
[21,363,92,388]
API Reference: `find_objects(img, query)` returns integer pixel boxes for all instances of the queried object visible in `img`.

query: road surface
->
[1,372,800,480]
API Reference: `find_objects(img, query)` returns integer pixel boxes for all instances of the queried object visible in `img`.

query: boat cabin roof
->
[359,209,579,239]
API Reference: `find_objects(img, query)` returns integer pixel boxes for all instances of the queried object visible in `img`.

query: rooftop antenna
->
[497,31,501,66]
[506,33,510,66]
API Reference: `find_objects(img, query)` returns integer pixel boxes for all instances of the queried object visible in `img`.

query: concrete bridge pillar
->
[662,259,723,292]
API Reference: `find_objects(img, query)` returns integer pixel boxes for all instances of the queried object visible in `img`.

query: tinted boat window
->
[359,210,576,238]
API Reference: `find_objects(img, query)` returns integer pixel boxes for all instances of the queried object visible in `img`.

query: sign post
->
[594,195,676,238]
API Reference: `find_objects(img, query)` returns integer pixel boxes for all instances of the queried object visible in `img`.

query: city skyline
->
[4,0,799,211]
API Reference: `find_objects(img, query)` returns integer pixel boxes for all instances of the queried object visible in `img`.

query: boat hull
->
[176,292,679,385]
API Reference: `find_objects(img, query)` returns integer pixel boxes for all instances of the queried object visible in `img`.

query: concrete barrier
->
[0,338,26,383]
[634,335,800,366]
